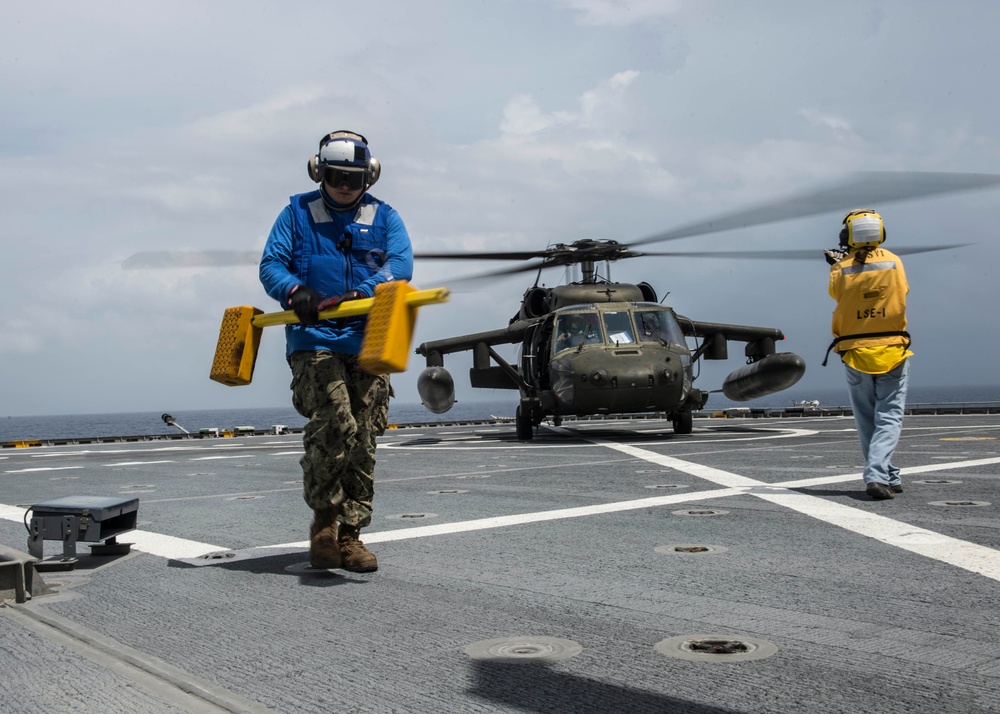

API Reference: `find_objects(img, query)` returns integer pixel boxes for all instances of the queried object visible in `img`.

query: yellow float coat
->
[829,247,912,374]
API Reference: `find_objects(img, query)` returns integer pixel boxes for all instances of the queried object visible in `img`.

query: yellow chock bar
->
[2,440,42,449]
[210,282,450,386]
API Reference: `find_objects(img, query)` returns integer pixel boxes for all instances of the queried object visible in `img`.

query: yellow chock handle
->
[210,284,450,386]
[249,287,450,328]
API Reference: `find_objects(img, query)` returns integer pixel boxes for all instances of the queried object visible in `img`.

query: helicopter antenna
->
[596,258,613,283]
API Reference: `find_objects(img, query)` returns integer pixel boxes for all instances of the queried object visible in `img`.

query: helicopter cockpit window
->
[602,311,635,345]
[554,312,602,354]
[635,308,686,347]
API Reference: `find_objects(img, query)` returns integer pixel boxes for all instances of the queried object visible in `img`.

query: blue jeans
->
[845,359,909,486]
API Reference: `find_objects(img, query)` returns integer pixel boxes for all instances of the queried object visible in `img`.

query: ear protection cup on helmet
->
[841,209,886,249]
[307,155,323,183]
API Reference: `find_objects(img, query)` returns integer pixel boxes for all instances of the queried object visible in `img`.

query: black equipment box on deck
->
[28,496,139,566]
[31,496,139,540]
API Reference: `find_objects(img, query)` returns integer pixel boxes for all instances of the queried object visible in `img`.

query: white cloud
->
[182,85,329,141]
[499,95,573,135]
[798,108,855,136]
[500,71,640,137]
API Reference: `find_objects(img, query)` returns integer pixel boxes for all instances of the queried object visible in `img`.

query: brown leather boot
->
[338,524,378,572]
[309,508,341,569]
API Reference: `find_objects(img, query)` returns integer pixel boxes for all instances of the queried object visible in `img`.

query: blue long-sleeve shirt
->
[259,190,414,357]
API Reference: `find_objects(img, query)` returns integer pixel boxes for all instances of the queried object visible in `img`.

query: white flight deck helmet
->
[306,130,381,190]
[840,208,886,250]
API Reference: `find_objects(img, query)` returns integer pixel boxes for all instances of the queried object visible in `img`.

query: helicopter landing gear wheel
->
[672,410,693,435]
[515,405,534,441]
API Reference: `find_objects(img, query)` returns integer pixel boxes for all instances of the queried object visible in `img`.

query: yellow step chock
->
[210,282,449,386]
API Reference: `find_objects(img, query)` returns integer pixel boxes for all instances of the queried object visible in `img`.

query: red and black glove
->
[317,290,363,313]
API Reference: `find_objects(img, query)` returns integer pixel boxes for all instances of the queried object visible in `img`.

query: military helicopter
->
[123,170,1000,440]
[410,171,1000,439]
[413,238,805,439]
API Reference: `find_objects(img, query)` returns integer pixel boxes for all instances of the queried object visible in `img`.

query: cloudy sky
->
[3,0,999,417]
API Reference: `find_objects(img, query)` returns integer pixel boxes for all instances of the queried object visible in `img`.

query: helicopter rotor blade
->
[630,171,1000,248]
[436,258,557,283]
[121,171,998,271]
[414,250,550,261]
[634,243,972,260]
[122,250,260,269]
[123,248,546,270]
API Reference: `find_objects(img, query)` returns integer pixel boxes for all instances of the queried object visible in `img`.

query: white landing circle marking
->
[465,636,583,662]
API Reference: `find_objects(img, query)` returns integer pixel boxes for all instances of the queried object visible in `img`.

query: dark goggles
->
[323,167,366,190]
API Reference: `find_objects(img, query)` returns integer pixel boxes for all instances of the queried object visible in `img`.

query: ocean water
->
[0,400,517,443]
[2,385,999,443]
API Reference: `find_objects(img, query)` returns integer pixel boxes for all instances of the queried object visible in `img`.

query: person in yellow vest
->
[824,209,912,500]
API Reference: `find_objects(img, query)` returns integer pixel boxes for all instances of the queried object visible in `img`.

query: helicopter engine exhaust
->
[417,366,456,414]
[722,353,806,402]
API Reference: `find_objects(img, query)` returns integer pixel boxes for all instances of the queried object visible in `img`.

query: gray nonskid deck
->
[2,413,999,713]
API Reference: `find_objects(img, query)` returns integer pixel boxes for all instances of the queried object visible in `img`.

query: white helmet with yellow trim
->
[840,209,885,249]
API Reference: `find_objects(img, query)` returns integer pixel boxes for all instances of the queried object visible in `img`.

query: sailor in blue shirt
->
[260,131,413,572]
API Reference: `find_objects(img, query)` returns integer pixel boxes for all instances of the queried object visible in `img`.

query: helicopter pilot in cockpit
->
[555,313,602,353]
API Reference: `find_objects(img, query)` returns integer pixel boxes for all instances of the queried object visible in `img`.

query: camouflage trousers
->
[289,351,392,528]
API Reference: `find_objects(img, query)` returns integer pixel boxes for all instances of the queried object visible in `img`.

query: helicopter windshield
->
[553,311,603,354]
[602,311,635,345]
[634,307,686,347]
